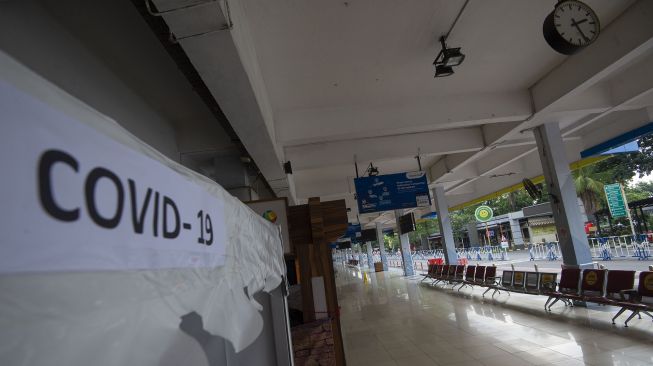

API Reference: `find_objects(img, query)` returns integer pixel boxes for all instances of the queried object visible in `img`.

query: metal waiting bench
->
[483,269,558,298]
[422,264,497,292]
[545,268,652,326]
[422,262,653,327]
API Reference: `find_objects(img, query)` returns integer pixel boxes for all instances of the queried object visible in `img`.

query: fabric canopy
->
[0,50,286,365]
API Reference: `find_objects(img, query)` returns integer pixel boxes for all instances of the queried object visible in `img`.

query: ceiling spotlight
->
[441,48,465,67]
[366,162,379,176]
[283,161,293,174]
[434,65,454,77]
[433,36,465,77]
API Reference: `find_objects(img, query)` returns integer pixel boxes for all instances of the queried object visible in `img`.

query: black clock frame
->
[543,1,600,55]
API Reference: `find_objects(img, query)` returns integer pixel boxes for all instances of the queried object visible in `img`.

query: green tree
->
[625,181,653,202]
[408,218,440,247]
[574,167,604,219]
[594,136,653,182]
[487,189,539,216]
[450,206,475,234]
[626,181,653,231]
[383,233,398,251]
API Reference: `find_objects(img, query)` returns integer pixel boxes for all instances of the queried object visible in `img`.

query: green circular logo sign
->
[475,205,494,222]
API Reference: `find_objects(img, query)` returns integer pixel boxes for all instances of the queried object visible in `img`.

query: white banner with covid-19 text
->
[0,81,227,273]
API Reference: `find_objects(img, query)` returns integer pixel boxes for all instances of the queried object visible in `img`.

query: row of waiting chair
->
[484,269,558,298]
[544,268,653,326]
[421,264,653,327]
[422,264,559,297]
[421,264,497,291]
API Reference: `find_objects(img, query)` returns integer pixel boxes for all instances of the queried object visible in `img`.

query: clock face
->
[553,1,600,47]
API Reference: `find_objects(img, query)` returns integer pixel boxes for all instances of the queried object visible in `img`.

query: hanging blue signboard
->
[342,223,362,242]
[354,171,431,214]
[420,212,438,220]
[382,228,395,236]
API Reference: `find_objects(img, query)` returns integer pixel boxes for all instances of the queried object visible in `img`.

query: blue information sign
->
[342,223,362,242]
[354,171,431,214]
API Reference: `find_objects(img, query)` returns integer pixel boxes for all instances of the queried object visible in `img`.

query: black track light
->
[433,36,465,77]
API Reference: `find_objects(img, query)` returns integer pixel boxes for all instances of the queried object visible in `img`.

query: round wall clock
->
[543,0,600,55]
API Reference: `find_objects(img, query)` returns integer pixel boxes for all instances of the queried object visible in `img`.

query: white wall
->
[528,225,558,244]
[0,0,179,160]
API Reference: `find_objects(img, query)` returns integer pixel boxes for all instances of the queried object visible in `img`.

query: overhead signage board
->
[354,171,431,214]
[382,228,394,236]
[360,228,377,242]
[604,183,628,218]
[336,241,351,249]
[342,223,361,243]
[475,205,494,222]
[420,212,438,220]
[399,212,416,234]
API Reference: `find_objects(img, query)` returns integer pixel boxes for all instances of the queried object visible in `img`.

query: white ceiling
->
[40,0,237,158]
[242,0,631,111]
[151,0,653,224]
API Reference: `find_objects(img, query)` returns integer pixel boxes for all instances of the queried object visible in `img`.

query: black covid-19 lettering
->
[37,149,211,244]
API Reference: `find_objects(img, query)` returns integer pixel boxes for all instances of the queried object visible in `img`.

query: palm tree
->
[574,167,604,220]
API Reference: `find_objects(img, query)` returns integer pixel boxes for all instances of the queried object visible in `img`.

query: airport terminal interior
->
[1,0,653,365]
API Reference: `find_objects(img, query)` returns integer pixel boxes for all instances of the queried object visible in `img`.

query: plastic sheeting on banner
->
[0,51,285,365]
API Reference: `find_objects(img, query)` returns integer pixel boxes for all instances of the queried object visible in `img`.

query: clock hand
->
[572,18,588,26]
[571,18,590,42]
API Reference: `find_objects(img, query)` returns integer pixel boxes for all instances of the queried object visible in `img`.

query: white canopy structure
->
[0,50,290,365]
[150,0,653,225]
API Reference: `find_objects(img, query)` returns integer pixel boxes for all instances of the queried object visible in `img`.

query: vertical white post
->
[433,185,458,264]
[534,123,593,267]
[366,241,374,269]
[509,216,525,247]
[620,184,637,238]
[467,222,480,247]
[375,222,388,271]
[394,209,414,276]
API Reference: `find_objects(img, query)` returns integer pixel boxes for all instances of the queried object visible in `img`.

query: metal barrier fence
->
[456,246,510,261]
[526,235,653,261]
[527,242,562,261]
[385,253,404,269]
[335,235,653,272]
[587,235,652,260]
[380,246,510,272]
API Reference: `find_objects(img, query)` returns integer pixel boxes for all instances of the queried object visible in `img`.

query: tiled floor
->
[336,266,653,366]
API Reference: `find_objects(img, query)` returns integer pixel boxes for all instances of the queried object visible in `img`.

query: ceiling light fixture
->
[433,36,465,77]
[433,0,470,78]
[366,163,379,177]
[489,172,516,178]
[434,64,454,77]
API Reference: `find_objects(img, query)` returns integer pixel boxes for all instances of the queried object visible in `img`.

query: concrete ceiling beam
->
[428,152,477,183]
[276,91,532,146]
[285,126,484,171]
[429,0,653,187]
[152,0,295,202]
[530,0,653,114]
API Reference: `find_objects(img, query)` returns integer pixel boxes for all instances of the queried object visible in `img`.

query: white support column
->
[366,241,374,269]
[375,222,388,271]
[394,209,415,276]
[534,123,593,267]
[467,222,480,247]
[357,244,364,267]
[509,217,525,247]
[433,185,459,264]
